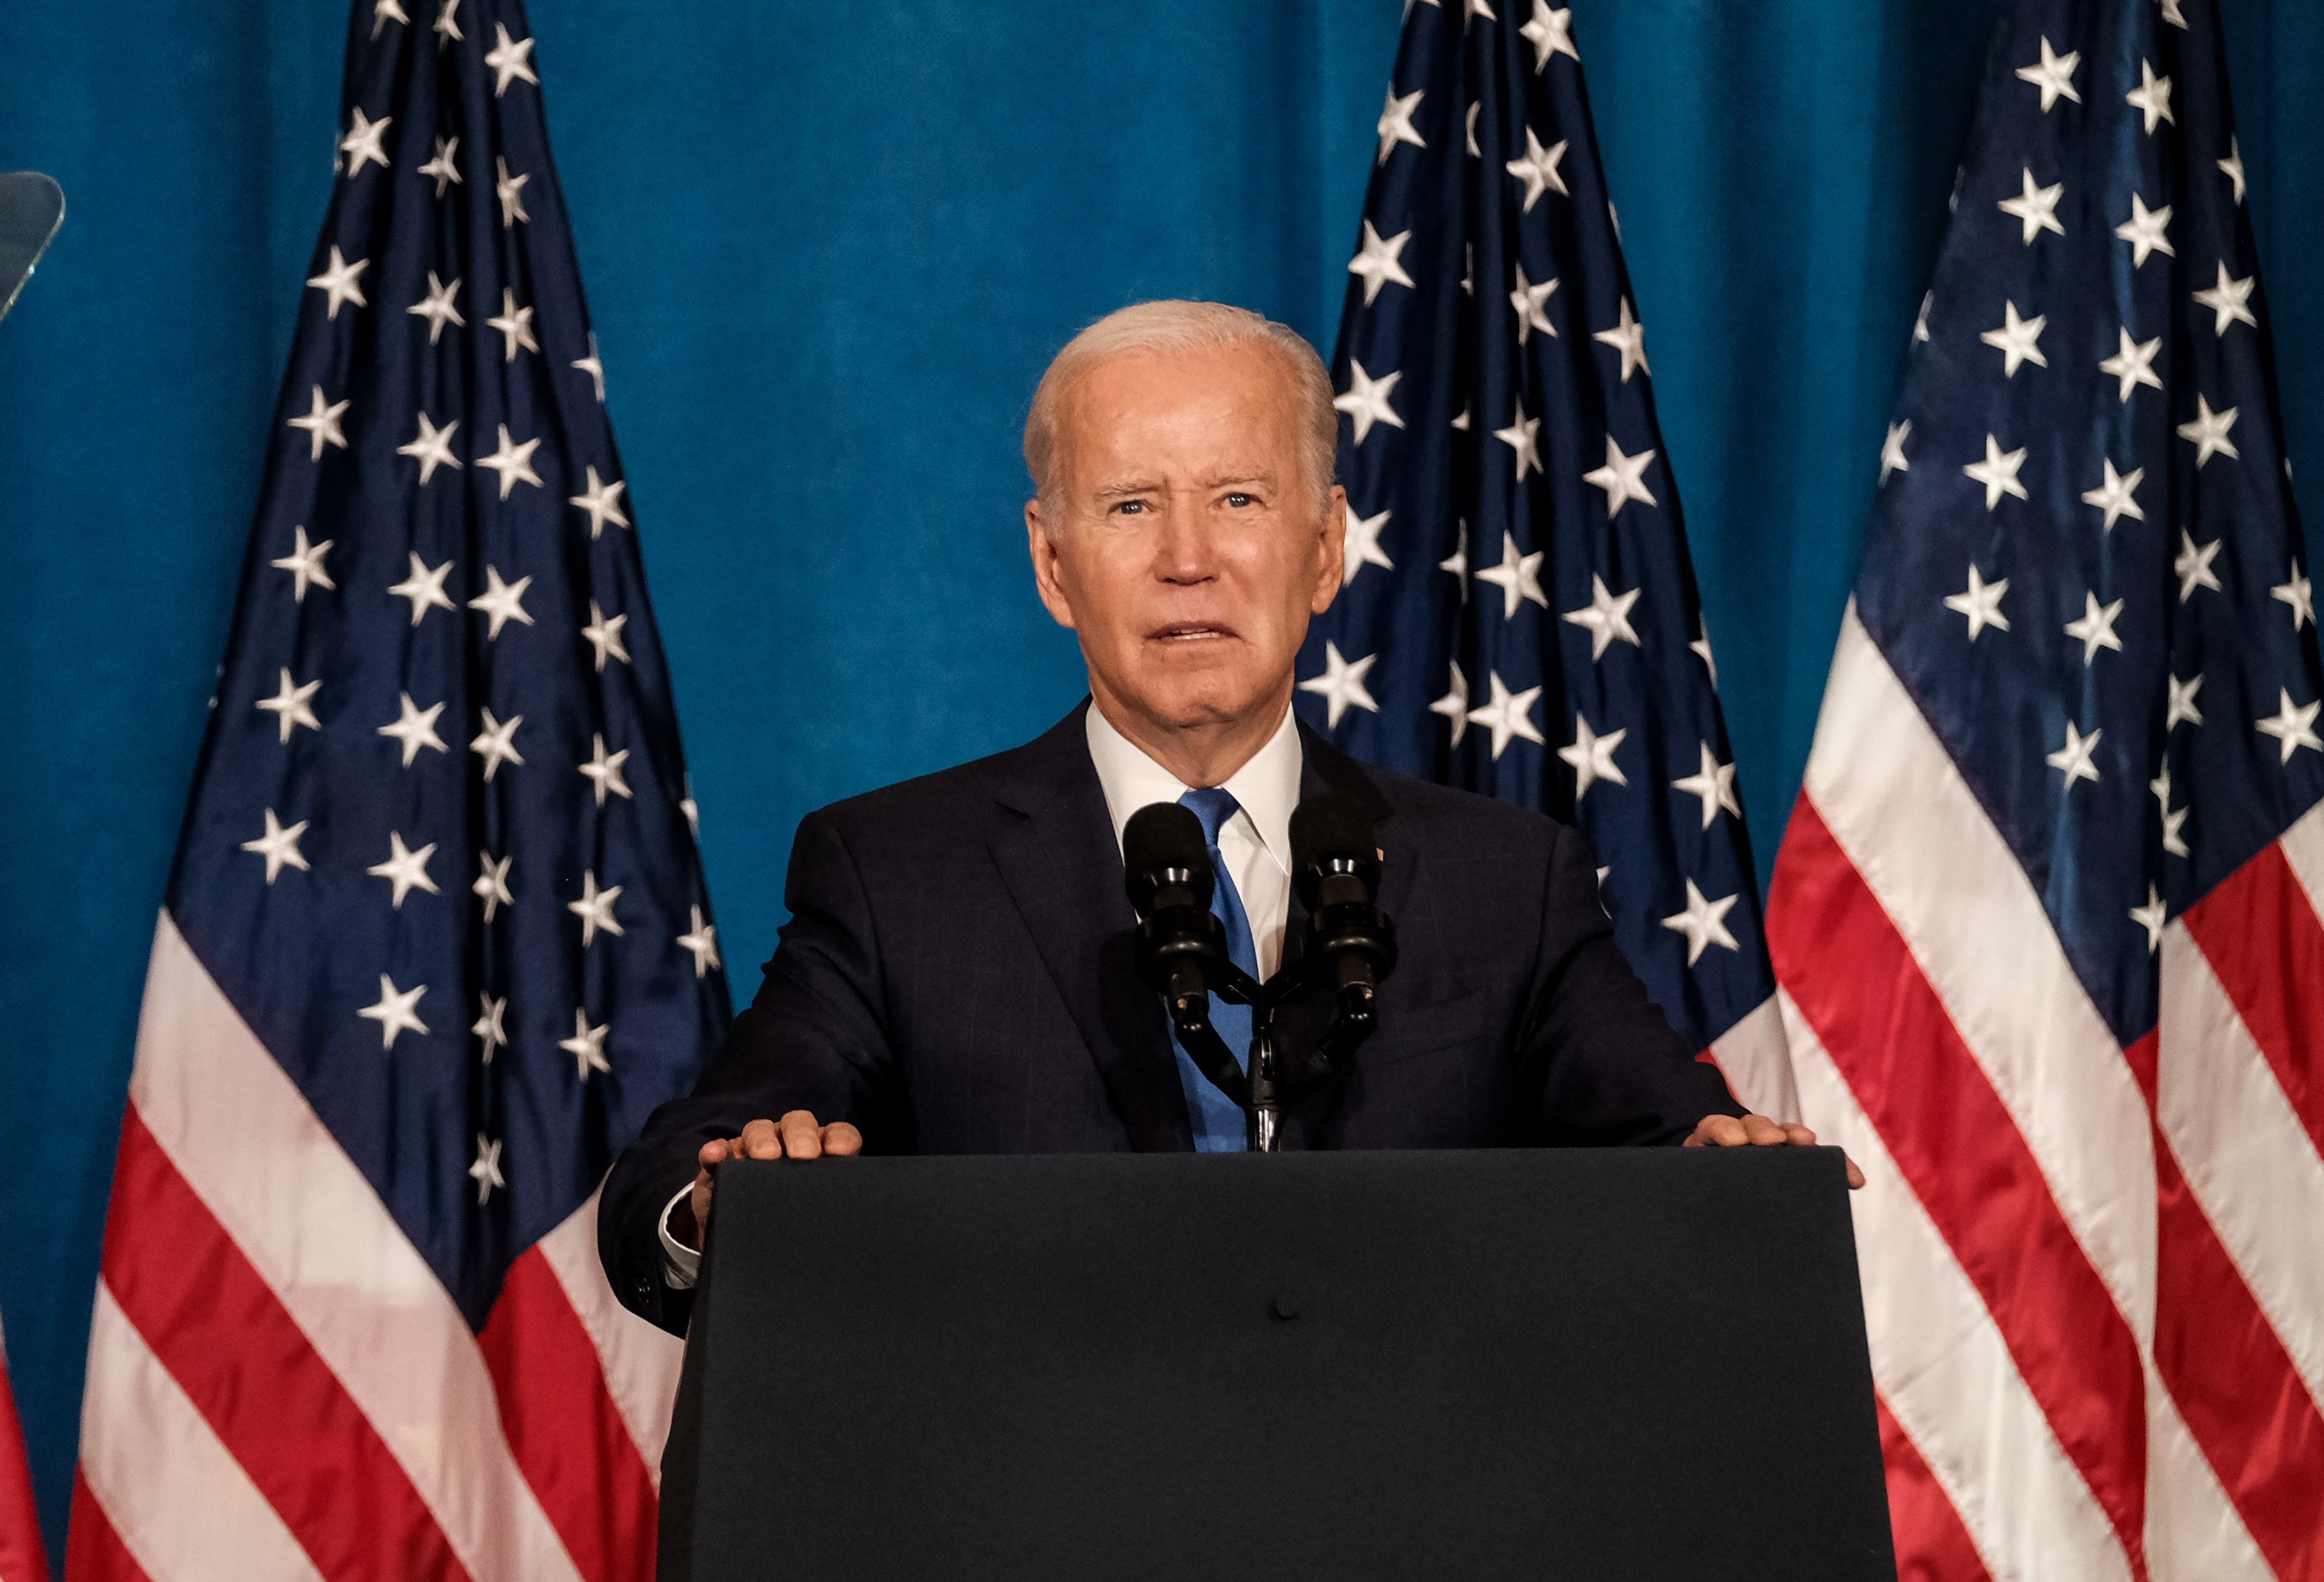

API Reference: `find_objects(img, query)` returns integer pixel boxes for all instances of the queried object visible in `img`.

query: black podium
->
[660,1148,1896,1580]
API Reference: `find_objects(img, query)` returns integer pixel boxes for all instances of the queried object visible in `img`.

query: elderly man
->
[600,300,1840,1334]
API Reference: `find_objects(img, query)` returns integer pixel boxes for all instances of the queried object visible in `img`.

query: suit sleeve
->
[599,807,899,1333]
[1518,821,1746,1145]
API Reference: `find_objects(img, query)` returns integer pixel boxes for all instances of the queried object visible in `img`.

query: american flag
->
[1294,0,1796,1119]
[66,3,728,1579]
[0,1320,43,1582]
[1765,0,2324,1576]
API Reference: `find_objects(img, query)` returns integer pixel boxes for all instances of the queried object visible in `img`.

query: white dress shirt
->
[659,700,1308,1288]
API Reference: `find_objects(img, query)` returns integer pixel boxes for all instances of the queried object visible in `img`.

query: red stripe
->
[61,1474,149,1582]
[1768,797,2150,1576]
[1874,1393,1992,1582]
[99,1106,471,1582]
[0,1355,48,1582]
[2180,840,2324,1158]
[2148,1088,2324,1582]
[476,1249,657,1582]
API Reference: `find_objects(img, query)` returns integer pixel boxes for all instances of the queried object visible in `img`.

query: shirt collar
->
[1084,698,1303,875]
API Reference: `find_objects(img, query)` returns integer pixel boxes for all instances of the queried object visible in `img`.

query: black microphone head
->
[1124,801,1213,915]
[1291,790,1378,907]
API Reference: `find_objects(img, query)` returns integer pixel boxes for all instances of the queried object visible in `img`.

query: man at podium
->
[602,301,1844,1335]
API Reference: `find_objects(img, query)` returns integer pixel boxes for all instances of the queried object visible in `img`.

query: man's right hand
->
[671,1111,864,1251]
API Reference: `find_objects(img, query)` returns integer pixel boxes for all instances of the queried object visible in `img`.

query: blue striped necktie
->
[1174,787,1257,1152]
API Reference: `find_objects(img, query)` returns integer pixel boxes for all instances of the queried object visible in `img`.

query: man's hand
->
[671,1111,864,1250]
[1684,1113,1866,1190]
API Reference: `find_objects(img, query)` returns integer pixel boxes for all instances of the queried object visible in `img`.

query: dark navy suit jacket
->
[601,703,1741,1333]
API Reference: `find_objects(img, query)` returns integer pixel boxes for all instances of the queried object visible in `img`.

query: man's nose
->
[1151,497,1219,584]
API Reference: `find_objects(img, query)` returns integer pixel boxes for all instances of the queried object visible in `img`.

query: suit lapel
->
[988,705,1195,1152]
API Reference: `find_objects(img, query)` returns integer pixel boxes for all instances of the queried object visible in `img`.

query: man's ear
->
[1025,501,1078,631]
[1311,484,1349,614]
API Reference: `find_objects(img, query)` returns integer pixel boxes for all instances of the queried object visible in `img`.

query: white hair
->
[1023,299,1338,513]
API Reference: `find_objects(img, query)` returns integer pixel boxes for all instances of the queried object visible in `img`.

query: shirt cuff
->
[658,1180,703,1290]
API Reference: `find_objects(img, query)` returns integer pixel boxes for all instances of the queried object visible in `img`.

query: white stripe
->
[1707,993,1798,1122]
[126,913,584,1582]
[537,1189,683,1481]
[2157,921,2324,1410]
[2144,1373,2274,1582]
[1800,606,2159,1350]
[2277,797,2324,920]
[1783,992,2130,1582]
[79,1282,326,1582]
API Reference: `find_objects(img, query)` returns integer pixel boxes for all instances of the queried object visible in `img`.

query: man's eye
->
[1225,493,1253,508]
[1114,500,1147,515]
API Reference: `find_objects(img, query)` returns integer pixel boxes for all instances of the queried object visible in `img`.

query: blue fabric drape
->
[1,0,2316,1558]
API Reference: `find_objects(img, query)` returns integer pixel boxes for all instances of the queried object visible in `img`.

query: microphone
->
[1122,801,1226,1009]
[1290,792,1397,1015]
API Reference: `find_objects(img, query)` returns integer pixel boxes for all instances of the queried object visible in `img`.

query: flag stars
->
[2257,690,2323,763]
[1671,743,1741,830]
[2016,37,2081,111]
[1691,621,1717,686]
[239,808,311,883]
[2130,886,2168,954]
[1509,264,1559,343]
[339,108,392,177]
[569,467,631,538]
[287,386,350,461]
[1998,168,2065,245]
[582,601,631,670]
[1963,433,2028,510]
[469,1136,505,1204]
[1438,521,1469,586]
[2081,460,2144,531]
[417,136,462,197]
[1376,88,1425,164]
[471,992,507,1061]
[1334,359,1405,445]
[2177,396,2240,467]
[2099,328,2163,402]
[2174,530,2223,602]
[476,425,544,497]
[579,732,634,805]
[372,0,409,38]
[469,565,536,638]
[256,668,323,743]
[485,23,538,95]
[495,156,530,227]
[573,333,607,401]
[1521,2,1578,71]
[1979,301,2047,377]
[1298,641,1380,728]
[1429,660,1470,747]
[432,0,461,44]
[2192,264,2257,336]
[1879,421,1911,485]
[2063,592,2125,665]
[486,289,539,362]
[2271,562,2313,630]
[407,272,464,342]
[377,692,449,766]
[2116,194,2175,267]
[1559,714,1628,797]
[560,1009,611,1081]
[469,707,524,779]
[1477,531,1547,618]
[367,831,440,907]
[359,975,429,1050]
[474,851,514,922]
[2152,762,2191,858]
[1944,565,2010,640]
[1662,881,1741,965]
[2167,672,2205,730]
[1346,222,1416,304]
[1583,435,1657,518]
[270,526,335,602]
[390,552,456,624]
[305,246,369,318]
[568,870,625,947]
[1466,672,1545,759]
[1494,398,1543,482]
[679,906,722,978]
[2126,60,2175,134]
[2047,721,2102,789]
[397,411,462,483]
[1593,298,1648,382]
[1562,573,1642,659]
[2219,137,2247,205]
[1343,508,1394,586]
[1504,127,1569,212]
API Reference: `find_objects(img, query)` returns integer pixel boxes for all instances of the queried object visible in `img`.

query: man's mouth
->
[1150,622,1236,643]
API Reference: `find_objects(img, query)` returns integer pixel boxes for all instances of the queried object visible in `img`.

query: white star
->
[1438,520,1469,586]
[359,975,429,1051]
[1671,742,1741,831]
[567,466,631,538]
[469,564,535,638]
[1944,565,2010,640]
[2219,136,2247,205]
[407,270,464,342]
[573,333,607,401]
[1376,88,1426,164]
[1461,244,1473,296]
[305,246,370,319]
[1346,222,1416,305]
[2271,561,2314,630]
[270,526,335,602]
[1342,507,1394,586]
[2159,0,2188,28]
[1504,126,1569,212]
[2016,36,2082,110]
[239,808,311,883]
[486,288,539,362]
[1466,101,1481,158]
[476,423,544,497]
[1913,290,1934,342]
[2174,530,2224,601]
[417,136,462,197]
[287,385,350,461]
[1298,641,1380,729]
[1583,435,1658,518]
[2176,395,2240,467]
[484,22,538,95]
[2192,263,2257,335]
[472,992,507,1061]
[679,906,722,978]
[2081,460,2145,531]
[1334,359,1405,445]
[2126,60,2175,133]
[367,831,440,907]
[1465,672,1544,760]
[432,0,462,44]
[2152,762,2191,858]
[1508,263,1559,344]
[2257,689,2324,763]
[582,601,631,670]
[579,732,634,805]
[1494,399,1542,482]
[377,692,449,767]
[1979,301,2048,377]
[1558,714,1628,798]
[2063,592,2126,665]
[682,786,701,837]
[473,850,514,922]
[397,411,462,484]
[1463,0,1497,21]
[372,0,410,39]
[1428,660,1470,747]
[389,552,456,624]
[2047,721,2102,790]
[469,1135,505,1203]
[339,108,392,177]
[1963,432,2029,510]
[1449,404,1469,431]
[1998,167,2065,245]
[1879,420,1912,485]
[1690,620,1717,686]
[495,156,530,226]
[1592,297,1648,382]
[1662,879,1741,965]
[256,668,322,743]
[2130,886,2168,954]
[560,1009,611,1081]
[568,870,625,947]
[2116,194,2175,267]
[2166,672,2205,730]
[1476,531,1548,619]
[1563,573,1642,659]
[469,707,524,780]
[2099,328,2164,403]
[1521,2,1577,70]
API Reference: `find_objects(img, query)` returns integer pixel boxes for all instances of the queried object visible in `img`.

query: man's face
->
[1026,342,1346,741]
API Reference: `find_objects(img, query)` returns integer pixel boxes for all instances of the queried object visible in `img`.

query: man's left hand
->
[1685,1113,1867,1189]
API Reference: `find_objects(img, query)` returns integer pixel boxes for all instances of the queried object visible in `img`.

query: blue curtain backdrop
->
[1,0,2318,1556]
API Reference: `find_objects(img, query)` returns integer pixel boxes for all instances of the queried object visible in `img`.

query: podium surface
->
[662,1148,1895,1580]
